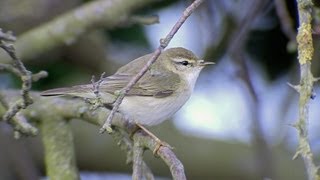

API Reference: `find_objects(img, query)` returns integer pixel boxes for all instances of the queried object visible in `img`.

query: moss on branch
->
[40,115,79,180]
[294,0,319,179]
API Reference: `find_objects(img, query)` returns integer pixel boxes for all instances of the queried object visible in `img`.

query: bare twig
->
[31,71,48,82]
[0,29,46,136]
[87,73,106,110]
[293,0,320,179]
[0,34,33,113]
[0,64,47,82]
[0,93,37,136]
[100,0,205,133]
[91,73,106,96]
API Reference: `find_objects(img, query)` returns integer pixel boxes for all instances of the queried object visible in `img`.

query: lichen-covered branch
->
[40,114,79,180]
[132,136,144,180]
[0,0,155,64]
[293,0,320,180]
[1,92,182,179]
[0,91,312,179]
[296,0,314,65]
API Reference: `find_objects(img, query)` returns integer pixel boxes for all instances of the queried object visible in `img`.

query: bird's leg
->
[135,123,173,155]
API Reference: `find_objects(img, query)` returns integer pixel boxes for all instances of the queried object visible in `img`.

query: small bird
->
[41,47,213,152]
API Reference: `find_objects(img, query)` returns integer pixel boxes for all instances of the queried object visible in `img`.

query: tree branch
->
[110,127,154,180]
[40,114,79,180]
[2,92,183,179]
[0,91,310,179]
[100,0,205,134]
[0,0,155,64]
[0,29,46,136]
[132,130,186,180]
[158,147,186,180]
[293,0,320,179]
[132,135,144,180]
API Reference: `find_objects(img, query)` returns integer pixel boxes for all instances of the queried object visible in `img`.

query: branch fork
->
[0,29,46,136]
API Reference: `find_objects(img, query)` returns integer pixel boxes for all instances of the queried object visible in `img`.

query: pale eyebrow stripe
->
[172,58,195,64]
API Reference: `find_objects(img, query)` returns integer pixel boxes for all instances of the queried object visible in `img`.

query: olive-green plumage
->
[41,47,213,126]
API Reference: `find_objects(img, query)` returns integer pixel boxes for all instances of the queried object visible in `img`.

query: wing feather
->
[42,53,181,99]
[100,69,180,98]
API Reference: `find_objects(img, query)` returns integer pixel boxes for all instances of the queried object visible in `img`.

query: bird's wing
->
[100,69,181,98]
[98,52,181,98]
[41,53,181,99]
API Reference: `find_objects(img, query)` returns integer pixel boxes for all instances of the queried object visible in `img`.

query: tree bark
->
[0,91,306,179]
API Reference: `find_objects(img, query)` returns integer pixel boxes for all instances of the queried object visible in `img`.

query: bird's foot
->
[135,123,173,156]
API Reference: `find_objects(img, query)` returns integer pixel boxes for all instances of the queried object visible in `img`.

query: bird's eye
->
[180,61,189,66]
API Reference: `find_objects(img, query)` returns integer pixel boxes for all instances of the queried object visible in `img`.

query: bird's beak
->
[198,60,215,66]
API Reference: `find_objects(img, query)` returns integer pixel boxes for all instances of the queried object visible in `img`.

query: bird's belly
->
[119,93,190,126]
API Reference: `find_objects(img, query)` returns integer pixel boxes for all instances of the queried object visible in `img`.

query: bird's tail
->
[41,85,116,105]
[40,85,91,97]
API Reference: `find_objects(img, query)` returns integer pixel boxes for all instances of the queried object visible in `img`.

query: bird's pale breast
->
[119,90,192,126]
[118,65,202,126]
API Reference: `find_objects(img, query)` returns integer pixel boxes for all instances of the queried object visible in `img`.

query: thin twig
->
[293,0,320,180]
[88,73,106,110]
[0,35,33,111]
[91,73,106,96]
[100,0,204,133]
[0,93,37,136]
[0,29,46,136]
[31,71,48,82]
[0,64,48,82]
